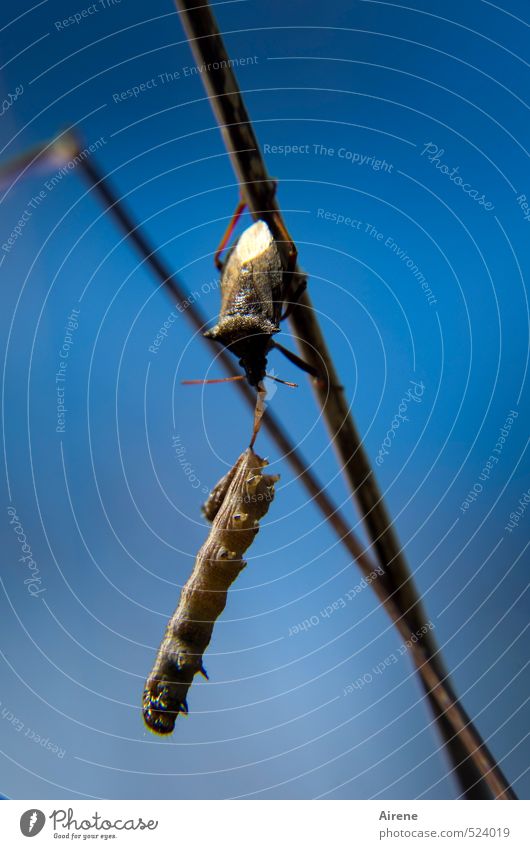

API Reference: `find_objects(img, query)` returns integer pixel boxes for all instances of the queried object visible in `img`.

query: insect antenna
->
[264,374,298,388]
[181,375,246,385]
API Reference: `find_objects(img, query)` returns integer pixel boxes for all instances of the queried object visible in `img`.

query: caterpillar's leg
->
[214,197,247,270]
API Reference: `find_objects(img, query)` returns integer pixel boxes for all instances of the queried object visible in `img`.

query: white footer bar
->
[1,799,528,848]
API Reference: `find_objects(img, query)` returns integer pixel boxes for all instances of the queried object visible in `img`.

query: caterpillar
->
[143,447,279,734]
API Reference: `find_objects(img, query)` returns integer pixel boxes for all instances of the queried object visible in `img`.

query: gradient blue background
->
[0,0,528,800]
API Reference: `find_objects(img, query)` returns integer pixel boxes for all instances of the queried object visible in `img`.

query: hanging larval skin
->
[143,448,279,734]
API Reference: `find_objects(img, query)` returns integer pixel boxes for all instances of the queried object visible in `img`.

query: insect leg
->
[280,278,307,321]
[214,197,247,270]
[271,208,297,270]
[271,340,321,380]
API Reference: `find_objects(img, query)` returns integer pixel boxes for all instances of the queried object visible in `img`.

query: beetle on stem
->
[184,199,319,446]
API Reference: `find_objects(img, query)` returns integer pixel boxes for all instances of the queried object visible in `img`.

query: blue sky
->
[0,0,529,799]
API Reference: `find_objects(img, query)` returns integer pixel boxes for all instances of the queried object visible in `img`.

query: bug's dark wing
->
[220,220,284,326]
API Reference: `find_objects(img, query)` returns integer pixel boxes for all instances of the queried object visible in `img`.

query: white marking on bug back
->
[235,220,273,264]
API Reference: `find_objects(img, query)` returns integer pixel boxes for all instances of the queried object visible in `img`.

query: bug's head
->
[234,333,270,388]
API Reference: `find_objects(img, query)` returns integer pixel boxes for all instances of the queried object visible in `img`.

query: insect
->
[143,447,279,734]
[183,200,320,446]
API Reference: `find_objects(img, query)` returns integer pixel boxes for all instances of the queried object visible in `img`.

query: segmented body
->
[143,448,279,734]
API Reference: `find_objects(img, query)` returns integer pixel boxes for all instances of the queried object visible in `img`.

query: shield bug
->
[184,201,319,445]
